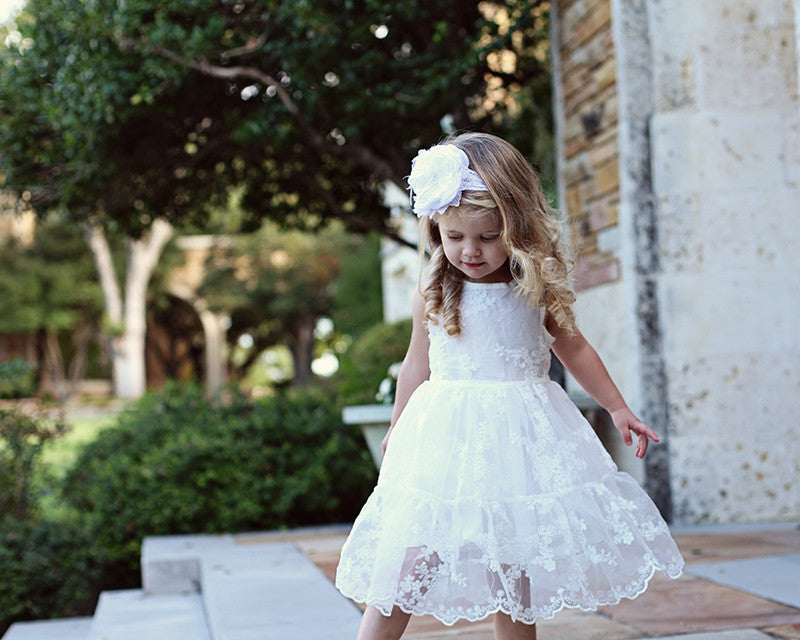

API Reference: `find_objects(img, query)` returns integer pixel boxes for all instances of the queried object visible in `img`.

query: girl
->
[336,133,684,640]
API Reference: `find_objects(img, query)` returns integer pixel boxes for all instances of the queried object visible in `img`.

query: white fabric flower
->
[407,144,488,218]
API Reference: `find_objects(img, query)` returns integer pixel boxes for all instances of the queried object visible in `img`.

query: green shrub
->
[0,410,67,521]
[0,359,36,399]
[0,410,93,636]
[0,516,99,636]
[61,383,377,579]
[335,318,413,405]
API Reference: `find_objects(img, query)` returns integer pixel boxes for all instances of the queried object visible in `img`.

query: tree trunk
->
[289,316,316,388]
[66,319,94,400]
[84,219,173,398]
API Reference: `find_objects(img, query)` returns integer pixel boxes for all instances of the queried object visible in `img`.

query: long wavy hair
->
[419,132,576,336]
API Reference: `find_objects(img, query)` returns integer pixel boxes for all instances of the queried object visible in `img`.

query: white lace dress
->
[335,281,684,625]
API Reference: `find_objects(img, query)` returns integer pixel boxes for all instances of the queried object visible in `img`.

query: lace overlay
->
[336,281,684,625]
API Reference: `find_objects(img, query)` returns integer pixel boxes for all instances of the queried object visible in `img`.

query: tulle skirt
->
[335,378,684,625]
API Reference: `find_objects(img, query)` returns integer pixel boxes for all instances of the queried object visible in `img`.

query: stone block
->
[565,184,583,217]
[593,156,620,195]
[670,432,800,523]
[587,131,619,167]
[687,554,800,609]
[201,542,361,640]
[563,155,593,184]
[698,27,798,110]
[648,0,707,34]
[699,0,787,31]
[657,188,800,273]
[666,352,800,441]
[87,590,211,640]
[594,56,617,92]
[658,271,799,359]
[785,119,800,189]
[649,0,786,33]
[651,31,696,111]
[2,618,92,640]
[571,0,612,49]
[597,225,621,254]
[559,0,590,47]
[574,254,619,290]
[651,110,787,196]
[588,198,618,231]
[141,534,235,595]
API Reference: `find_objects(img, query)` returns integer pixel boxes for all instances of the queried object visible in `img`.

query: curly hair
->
[419,132,576,336]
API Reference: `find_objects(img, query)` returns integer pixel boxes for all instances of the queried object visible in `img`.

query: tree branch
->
[295,169,417,250]
[219,34,267,61]
[117,37,407,189]
[83,222,122,324]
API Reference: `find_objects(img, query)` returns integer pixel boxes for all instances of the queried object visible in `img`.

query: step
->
[142,533,236,594]
[86,589,211,640]
[2,617,92,640]
[200,541,361,640]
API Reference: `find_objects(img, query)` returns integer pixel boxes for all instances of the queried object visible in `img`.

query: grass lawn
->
[37,410,121,519]
[40,412,119,475]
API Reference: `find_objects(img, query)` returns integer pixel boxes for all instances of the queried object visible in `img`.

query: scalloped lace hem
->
[338,561,683,627]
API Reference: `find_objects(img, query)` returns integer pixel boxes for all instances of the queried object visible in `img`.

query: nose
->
[463,241,481,257]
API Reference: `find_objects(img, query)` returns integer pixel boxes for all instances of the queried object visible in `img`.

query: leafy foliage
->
[0,0,553,237]
[0,218,103,335]
[61,383,376,580]
[335,318,413,405]
[0,409,68,521]
[199,221,381,386]
[0,359,36,399]
[0,516,99,635]
[0,217,105,399]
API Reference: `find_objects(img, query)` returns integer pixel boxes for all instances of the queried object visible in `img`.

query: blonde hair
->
[419,132,576,336]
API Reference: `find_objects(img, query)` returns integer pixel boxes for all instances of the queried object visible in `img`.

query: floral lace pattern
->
[336,281,685,625]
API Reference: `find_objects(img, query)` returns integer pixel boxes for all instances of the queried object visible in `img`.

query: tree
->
[198,221,372,388]
[0,0,553,395]
[1,0,553,238]
[0,218,104,401]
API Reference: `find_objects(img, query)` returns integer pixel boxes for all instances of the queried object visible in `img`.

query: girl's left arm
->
[545,314,659,459]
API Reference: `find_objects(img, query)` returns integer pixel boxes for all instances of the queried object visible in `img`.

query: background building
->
[383,0,800,525]
[550,0,800,523]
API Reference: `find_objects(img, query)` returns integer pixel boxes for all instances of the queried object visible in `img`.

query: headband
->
[407,144,489,218]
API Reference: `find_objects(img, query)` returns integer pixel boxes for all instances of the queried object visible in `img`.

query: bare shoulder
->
[545,310,587,356]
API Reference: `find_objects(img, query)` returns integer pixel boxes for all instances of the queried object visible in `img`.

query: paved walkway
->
[272,521,800,640]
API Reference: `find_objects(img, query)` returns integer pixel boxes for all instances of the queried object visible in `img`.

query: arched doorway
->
[145,294,205,389]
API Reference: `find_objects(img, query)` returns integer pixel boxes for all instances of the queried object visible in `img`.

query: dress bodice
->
[427,281,553,383]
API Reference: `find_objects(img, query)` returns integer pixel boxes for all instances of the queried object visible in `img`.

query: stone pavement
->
[295,521,800,640]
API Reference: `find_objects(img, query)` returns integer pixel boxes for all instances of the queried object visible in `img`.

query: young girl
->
[335,133,684,640]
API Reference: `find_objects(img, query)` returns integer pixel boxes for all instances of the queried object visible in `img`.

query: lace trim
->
[338,557,683,626]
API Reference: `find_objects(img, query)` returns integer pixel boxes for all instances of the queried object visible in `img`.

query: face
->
[437,211,510,283]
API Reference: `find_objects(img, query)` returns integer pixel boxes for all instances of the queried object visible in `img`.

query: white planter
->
[342,404,393,469]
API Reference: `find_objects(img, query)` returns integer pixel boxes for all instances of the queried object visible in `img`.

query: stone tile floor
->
[281,523,800,640]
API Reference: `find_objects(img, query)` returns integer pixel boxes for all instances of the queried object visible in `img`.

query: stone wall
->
[553,0,800,523]
[554,0,622,291]
[648,0,800,523]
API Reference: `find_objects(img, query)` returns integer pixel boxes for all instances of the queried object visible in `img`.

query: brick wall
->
[554,0,620,290]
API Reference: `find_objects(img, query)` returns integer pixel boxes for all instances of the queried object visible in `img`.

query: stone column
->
[610,0,674,520]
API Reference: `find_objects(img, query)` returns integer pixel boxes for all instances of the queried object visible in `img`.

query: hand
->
[610,407,659,459]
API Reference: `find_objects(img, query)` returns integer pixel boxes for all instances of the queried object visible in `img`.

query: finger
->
[633,421,659,443]
[636,433,648,458]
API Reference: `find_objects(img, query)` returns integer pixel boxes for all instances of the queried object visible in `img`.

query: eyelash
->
[447,235,498,242]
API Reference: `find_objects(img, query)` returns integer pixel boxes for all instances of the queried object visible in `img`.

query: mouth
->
[462,262,484,269]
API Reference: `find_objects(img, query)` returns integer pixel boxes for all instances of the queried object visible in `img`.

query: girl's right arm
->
[382,289,431,454]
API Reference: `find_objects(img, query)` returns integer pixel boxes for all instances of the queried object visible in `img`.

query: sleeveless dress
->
[335,281,684,625]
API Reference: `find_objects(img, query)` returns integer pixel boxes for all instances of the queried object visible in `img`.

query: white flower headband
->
[407,144,489,218]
